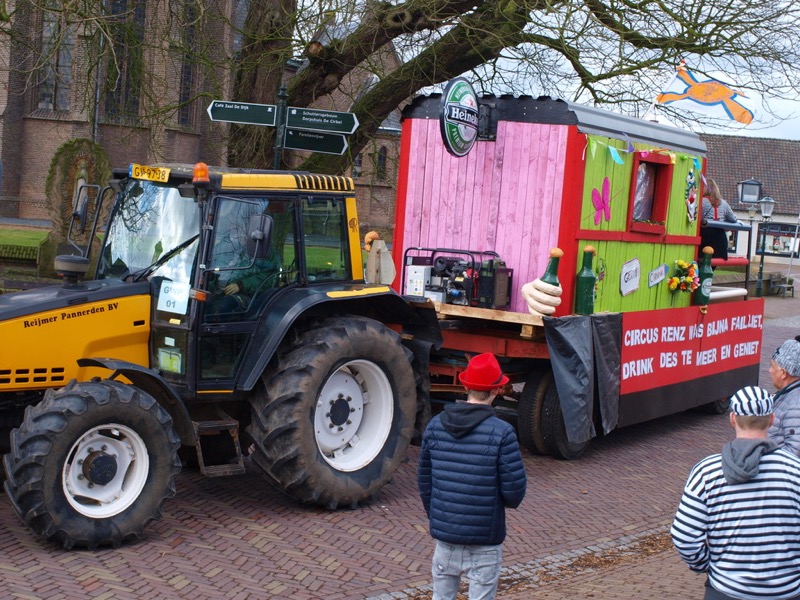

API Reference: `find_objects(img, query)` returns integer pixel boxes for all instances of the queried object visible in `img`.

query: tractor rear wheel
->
[247,316,417,508]
[700,398,731,414]
[517,369,551,455]
[540,384,590,460]
[2,379,181,549]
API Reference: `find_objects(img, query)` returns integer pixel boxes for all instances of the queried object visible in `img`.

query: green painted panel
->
[581,135,704,236]
[581,138,632,232]
[574,134,705,314]
[665,155,704,236]
[577,240,699,313]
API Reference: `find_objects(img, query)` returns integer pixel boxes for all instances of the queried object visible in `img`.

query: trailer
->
[391,92,764,459]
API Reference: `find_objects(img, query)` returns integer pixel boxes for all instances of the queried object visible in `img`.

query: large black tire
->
[541,384,590,460]
[700,398,731,414]
[3,379,181,549]
[517,369,551,455]
[247,316,417,509]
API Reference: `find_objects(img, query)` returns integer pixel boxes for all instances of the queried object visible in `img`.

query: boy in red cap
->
[418,352,527,599]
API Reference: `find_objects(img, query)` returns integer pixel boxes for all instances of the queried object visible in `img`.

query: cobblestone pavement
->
[0,292,796,600]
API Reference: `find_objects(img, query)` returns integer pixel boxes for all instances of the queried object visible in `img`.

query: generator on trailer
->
[393,93,764,460]
[0,163,439,548]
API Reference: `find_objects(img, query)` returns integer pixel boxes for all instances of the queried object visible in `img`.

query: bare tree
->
[4,0,800,173]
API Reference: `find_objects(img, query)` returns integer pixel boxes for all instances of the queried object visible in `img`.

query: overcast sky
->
[688,96,800,141]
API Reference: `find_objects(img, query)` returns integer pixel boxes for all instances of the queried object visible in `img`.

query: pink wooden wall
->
[399,118,569,314]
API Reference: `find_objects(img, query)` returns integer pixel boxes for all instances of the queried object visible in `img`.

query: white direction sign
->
[286,107,359,135]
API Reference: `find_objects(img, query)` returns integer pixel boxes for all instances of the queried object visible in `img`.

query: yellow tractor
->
[0,163,438,548]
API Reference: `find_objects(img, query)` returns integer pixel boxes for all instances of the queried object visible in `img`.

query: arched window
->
[376,147,387,181]
[38,8,74,111]
[352,154,362,178]
[104,0,145,123]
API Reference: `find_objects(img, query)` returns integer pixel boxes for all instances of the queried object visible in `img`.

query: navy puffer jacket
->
[418,402,527,546]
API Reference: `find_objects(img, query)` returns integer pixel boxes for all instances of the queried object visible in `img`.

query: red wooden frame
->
[627,152,674,236]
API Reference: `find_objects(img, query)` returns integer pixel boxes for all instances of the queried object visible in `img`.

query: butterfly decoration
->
[592,177,612,225]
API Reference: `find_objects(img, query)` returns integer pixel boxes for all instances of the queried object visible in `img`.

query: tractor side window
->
[301,198,350,282]
[204,196,295,323]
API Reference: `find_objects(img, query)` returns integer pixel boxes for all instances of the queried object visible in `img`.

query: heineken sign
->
[439,78,479,157]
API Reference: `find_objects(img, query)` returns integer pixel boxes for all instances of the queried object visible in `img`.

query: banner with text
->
[620,299,764,395]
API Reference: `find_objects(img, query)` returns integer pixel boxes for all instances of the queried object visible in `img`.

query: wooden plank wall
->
[577,135,703,313]
[400,118,568,314]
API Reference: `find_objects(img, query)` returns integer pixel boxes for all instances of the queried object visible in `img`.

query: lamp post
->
[273,57,306,170]
[738,179,762,297]
[737,178,763,205]
[755,196,776,298]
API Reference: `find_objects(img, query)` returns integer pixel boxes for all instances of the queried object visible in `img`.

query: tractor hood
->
[0,279,152,394]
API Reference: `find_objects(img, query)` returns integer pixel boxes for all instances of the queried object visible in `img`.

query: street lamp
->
[755,196,776,298]
[739,181,762,296]
[273,57,307,170]
[737,178,763,205]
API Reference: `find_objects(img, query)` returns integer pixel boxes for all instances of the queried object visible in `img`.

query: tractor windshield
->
[96,179,200,283]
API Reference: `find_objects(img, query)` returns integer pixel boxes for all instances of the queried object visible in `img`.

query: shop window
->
[627,152,673,235]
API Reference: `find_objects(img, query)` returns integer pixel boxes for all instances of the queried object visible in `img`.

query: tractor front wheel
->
[3,379,181,549]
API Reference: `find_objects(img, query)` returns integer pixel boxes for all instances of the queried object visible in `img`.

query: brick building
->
[0,1,400,242]
[702,134,800,267]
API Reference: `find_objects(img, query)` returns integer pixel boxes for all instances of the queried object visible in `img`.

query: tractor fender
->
[238,284,441,392]
[76,357,196,445]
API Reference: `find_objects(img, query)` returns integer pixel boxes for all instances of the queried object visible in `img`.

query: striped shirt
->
[671,447,800,599]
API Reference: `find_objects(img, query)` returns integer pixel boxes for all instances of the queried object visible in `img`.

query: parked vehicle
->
[391,94,764,460]
[0,163,439,548]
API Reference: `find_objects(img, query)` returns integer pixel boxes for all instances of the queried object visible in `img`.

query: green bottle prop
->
[694,246,714,306]
[574,245,597,315]
[541,248,564,286]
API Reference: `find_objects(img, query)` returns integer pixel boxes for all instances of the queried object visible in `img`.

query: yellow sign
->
[129,164,171,183]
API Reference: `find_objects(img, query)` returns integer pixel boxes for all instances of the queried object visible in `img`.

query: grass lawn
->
[0,228,49,246]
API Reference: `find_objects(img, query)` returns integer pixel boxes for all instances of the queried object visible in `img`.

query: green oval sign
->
[439,78,479,157]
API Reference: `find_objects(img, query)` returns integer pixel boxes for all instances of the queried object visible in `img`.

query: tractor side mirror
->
[246,214,273,260]
[72,184,98,234]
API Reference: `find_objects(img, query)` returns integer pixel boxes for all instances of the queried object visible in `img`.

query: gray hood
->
[721,438,777,484]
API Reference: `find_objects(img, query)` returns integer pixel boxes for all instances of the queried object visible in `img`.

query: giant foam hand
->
[521,278,562,316]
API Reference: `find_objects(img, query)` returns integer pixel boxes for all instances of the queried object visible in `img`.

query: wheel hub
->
[315,368,366,455]
[329,394,352,426]
[82,451,118,486]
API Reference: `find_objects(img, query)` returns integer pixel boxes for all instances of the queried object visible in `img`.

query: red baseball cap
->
[458,353,509,391]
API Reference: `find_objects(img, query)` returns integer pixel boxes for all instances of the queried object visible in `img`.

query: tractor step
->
[192,410,246,477]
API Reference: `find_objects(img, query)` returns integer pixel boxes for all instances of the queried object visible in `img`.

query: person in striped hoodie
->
[671,386,800,600]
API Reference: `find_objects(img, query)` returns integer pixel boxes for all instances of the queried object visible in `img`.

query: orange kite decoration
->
[656,65,754,125]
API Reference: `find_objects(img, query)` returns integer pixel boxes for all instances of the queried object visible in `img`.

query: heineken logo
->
[439,78,479,157]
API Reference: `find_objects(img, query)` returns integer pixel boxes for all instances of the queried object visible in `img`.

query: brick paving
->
[0,291,797,599]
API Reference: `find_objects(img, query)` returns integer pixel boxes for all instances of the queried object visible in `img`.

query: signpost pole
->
[273,84,288,170]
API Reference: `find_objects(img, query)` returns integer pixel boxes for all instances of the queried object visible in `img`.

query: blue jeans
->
[432,540,502,600]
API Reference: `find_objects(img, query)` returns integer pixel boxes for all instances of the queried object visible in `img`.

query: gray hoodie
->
[721,438,778,484]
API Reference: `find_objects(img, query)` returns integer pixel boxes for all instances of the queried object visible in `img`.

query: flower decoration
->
[667,259,699,293]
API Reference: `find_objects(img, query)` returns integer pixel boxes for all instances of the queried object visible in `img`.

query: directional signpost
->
[285,107,359,135]
[207,100,276,127]
[283,129,348,155]
[207,99,358,165]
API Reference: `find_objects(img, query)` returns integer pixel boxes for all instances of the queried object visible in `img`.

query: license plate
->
[129,163,171,183]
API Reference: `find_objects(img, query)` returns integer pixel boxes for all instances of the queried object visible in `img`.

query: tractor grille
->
[0,367,66,386]
[293,174,354,191]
